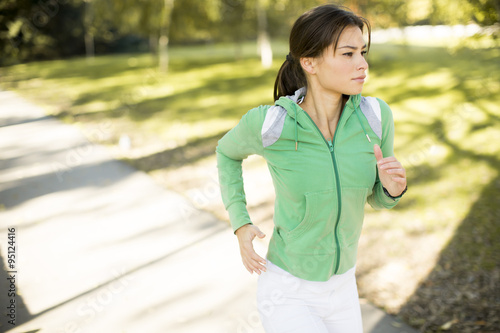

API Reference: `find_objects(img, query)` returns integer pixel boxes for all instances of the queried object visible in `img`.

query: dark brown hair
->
[273,4,371,101]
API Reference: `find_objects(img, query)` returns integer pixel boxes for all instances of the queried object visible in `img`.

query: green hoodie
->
[216,88,402,281]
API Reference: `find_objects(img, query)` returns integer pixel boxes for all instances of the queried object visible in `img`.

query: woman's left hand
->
[374,144,407,197]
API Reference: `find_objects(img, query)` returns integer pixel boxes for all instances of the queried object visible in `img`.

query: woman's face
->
[306,26,369,97]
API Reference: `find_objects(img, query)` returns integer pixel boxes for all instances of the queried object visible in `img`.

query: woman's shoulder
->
[246,104,273,117]
[373,97,394,125]
[374,97,392,113]
[360,95,393,119]
[240,104,273,127]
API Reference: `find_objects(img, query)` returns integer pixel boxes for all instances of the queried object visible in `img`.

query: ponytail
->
[273,53,306,101]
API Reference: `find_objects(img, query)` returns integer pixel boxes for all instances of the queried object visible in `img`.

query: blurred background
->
[0,0,499,332]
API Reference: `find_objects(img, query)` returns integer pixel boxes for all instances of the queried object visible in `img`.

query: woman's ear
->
[300,57,316,75]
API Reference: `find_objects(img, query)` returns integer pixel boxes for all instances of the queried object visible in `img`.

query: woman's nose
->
[358,55,368,71]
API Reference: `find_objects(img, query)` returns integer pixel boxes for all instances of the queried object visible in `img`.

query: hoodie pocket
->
[284,189,337,254]
[338,187,369,246]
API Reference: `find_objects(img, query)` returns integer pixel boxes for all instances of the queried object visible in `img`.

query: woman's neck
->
[300,88,345,131]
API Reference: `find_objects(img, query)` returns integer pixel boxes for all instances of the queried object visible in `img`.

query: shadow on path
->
[123,131,225,172]
[0,253,34,331]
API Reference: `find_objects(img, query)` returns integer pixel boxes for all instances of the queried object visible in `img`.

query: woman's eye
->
[342,51,367,57]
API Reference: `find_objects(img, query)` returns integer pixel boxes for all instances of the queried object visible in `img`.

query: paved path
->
[0,90,419,333]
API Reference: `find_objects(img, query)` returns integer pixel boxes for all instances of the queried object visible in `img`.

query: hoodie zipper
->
[302,110,343,274]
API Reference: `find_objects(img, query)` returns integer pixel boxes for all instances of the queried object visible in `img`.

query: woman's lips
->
[352,75,366,83]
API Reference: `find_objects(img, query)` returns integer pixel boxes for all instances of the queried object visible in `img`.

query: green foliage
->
[346,0,499,27]
[344,0,410,28]
[170,0,220,42]
[2,0,497,66]
[466,0,500,25]
[0,0,87,66]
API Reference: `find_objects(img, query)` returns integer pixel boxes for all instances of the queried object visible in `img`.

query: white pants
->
[256,260,363,333]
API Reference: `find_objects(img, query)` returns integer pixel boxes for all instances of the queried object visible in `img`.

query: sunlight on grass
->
[1,40,498,203]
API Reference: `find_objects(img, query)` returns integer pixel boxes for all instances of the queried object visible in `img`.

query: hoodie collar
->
[276,87,361,120]
[274,88,366,151]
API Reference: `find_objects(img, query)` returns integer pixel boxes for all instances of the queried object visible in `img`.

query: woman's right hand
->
[235,224,267,275]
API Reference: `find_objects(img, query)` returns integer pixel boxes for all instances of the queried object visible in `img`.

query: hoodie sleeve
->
[216,106,266,233]
[367,98,402,210]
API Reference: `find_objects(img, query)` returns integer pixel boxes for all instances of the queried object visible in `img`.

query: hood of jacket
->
[269,87,368,150]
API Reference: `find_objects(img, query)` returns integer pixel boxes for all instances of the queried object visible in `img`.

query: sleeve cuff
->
[383,185,407,200]
[227,201,253,233]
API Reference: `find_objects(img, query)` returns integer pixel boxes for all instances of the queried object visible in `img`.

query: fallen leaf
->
[440,319,459,330]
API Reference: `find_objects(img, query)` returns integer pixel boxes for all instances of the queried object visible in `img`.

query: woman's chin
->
[342,87,364,96]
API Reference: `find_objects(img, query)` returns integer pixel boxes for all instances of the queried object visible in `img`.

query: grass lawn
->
[1,38,499,332]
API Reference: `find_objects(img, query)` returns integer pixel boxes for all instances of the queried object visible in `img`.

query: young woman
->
[216,4,407,332]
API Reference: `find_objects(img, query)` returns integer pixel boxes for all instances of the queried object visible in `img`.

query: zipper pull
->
[327,139,333,152]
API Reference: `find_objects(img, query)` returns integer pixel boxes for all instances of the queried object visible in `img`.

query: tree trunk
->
[158,35,169,73]
[256,0,272,68]
[234,41,242,61]
[149,33,158,55]
[84,32,95,59]
[83,0,95,61]
[158,0,174,73]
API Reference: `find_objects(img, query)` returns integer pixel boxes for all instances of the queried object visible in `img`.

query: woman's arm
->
[216,107,265,231]
[216,106,267,274]
[367,99,407,209]
[374,144,407,197]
